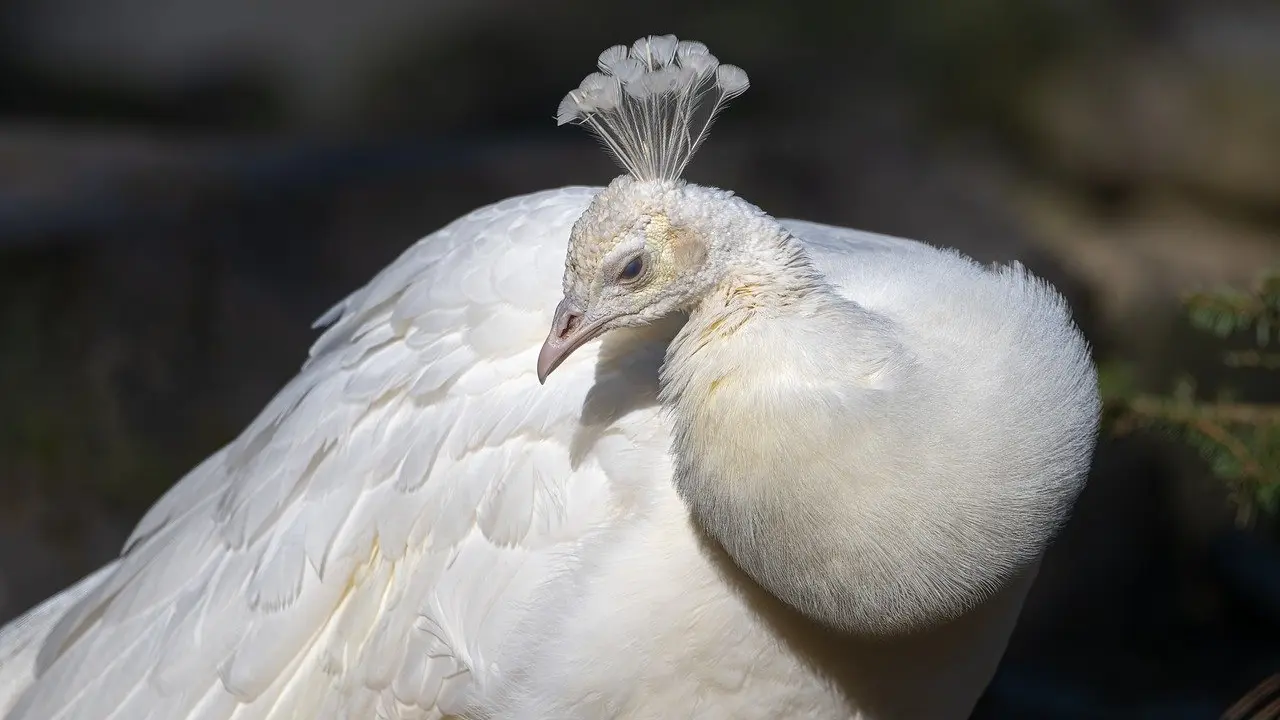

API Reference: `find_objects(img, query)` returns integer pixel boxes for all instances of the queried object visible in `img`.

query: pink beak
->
[537,299,609,384]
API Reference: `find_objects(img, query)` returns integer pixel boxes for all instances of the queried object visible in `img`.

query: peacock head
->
[538,35,749,383]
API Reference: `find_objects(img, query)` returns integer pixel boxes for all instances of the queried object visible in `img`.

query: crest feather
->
[556,34,749,181]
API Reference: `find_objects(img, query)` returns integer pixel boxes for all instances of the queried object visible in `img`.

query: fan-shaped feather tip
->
[556,35,749,182]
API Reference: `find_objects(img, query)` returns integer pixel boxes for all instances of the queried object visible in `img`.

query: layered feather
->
[2,187,652,720]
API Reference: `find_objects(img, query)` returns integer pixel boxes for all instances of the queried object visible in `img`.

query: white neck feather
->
[657,195,1091,635]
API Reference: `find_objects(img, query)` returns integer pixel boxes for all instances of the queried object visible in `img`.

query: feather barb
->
[556,35,749,181]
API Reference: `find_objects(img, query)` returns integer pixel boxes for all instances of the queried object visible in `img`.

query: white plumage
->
[0,35,1098,720]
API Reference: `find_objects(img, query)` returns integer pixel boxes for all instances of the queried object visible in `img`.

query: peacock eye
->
[618,256,645,283]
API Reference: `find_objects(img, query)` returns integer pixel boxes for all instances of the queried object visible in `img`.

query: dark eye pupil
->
[620,257,643,280]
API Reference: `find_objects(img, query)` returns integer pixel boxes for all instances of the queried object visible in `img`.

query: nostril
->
[557,312,582,340]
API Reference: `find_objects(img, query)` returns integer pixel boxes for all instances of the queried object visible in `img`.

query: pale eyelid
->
[615,253,647,284]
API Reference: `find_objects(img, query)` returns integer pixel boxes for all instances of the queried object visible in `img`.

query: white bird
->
[0,35,1098,720]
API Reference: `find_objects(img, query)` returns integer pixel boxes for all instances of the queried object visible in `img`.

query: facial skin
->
[535,226,654,383]
[536,178,716,383]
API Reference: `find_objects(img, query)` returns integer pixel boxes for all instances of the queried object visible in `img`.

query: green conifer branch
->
[1105,269,1280,523]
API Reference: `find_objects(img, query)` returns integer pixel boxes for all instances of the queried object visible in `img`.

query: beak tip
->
[536,346,555,385]
[537,300,601,387]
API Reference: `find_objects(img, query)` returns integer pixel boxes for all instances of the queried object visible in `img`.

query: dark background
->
[1,1,1278,717]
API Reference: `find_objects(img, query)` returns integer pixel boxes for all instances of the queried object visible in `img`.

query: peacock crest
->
[556,34,749,182]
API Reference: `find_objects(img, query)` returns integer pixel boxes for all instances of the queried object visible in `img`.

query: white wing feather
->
[0,564,118,718]
[0,186,933,720]
[3,186,636,720]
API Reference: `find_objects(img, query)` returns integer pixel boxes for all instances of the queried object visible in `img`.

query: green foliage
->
[1106,270,1280,524]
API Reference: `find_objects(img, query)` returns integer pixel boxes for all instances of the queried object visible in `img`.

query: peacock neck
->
[671,184,829,319]
[656,213,920,634]
[711,235,824,312]
[662,243,823,397]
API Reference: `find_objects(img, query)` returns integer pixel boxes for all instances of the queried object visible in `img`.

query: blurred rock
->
[1018,185,1279,354]
[1025,8,1280,208]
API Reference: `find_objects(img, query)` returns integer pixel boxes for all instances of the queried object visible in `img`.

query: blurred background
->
[1,0,1278,717]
